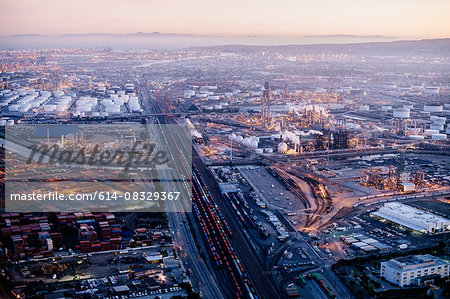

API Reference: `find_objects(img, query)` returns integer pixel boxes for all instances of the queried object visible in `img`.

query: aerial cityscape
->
[0,1,449,299]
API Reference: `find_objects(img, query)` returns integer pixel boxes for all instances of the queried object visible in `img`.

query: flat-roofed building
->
[372,202,450,233]
[381,254,449,287]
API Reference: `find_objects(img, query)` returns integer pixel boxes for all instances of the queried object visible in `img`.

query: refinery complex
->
[0,34,449,299]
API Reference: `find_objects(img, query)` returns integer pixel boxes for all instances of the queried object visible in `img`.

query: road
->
[139,83,225,299]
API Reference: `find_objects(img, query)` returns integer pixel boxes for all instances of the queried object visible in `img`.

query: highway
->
[139,83,226,299]
[148,88,278,298]
[151,91,260,298]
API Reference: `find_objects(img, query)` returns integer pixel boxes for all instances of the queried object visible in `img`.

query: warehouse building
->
[381,254,449,287]
[372,203,450,233]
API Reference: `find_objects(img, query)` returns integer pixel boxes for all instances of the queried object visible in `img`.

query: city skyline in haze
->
[1,0,449,38]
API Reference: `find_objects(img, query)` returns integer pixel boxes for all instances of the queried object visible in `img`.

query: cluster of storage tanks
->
[388,102,448,141]
[43,95,73,113]
[71,94,142,117]
[72,96,99,116]
[0,89,55,113]
[425,106,448,140]
[184,85,224,101]
[391,104,447,119]
[228,133,259,149]
[0,86,143,118]
[382,84,440,96]
[0,118,16,126]
[407,113,448,141]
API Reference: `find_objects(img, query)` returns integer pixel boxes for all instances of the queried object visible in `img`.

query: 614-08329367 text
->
[8,191,182,201]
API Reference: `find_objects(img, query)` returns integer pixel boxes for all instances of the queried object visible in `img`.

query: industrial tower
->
[262,81,271,121]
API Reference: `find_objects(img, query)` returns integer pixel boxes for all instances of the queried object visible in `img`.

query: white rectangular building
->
[372,202,450,233]
[381,254,449,287]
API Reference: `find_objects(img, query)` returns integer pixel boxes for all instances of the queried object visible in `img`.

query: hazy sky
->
[0,0,449,37]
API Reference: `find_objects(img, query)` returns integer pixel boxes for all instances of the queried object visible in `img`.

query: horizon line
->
[0,32,412,39]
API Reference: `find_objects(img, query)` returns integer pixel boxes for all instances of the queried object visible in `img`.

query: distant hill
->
[0,32,447,52]
[305,34,397,39]
[200,38,450,56]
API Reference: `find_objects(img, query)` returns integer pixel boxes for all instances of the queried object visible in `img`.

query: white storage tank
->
[250,136,260,143]
[184,90,195,98]
[129,104,141,111]
[424,105,443,113]
[425,129,439,136]
[432,133,447,141]
[430,124,444,131]
[18,105,30,112]
[54,90,64,97]
[277,142,288,154]
[55,105,67,112]
[250,140,258,149]
[30,102,41,108]
[423,87,440,94]
[43,105,56,112]
[9,104,19,112]
[114,98,125,106]
[196,93,208,98]
[105,105,121,113]
[255,148,264,154]
[77,105,91,112]
[102,99,114,106]
[393,108,410,118]
[434,117,446,125]
[408,135,425,140]
[243,137,251,146]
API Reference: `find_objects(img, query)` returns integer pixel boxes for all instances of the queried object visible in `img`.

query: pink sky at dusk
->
[0,0,449,38]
